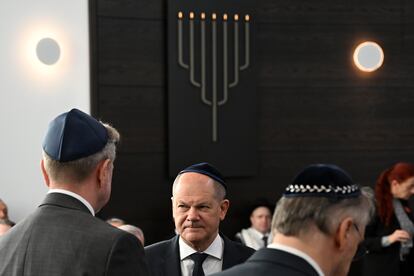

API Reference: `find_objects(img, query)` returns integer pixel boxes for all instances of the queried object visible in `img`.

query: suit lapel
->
[222,235,242,269]
[163,235,181,276]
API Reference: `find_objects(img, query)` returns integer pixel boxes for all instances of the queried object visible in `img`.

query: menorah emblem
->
[177,11,251,142]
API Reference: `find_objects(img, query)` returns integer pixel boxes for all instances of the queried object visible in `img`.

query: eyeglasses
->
[352,223,368,261]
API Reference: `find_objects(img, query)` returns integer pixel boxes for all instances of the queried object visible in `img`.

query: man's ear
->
[171,196,176,219]
[219,199,230,221]
[97,159,112,188]
[40,159,50,187]
[334,217,353,251]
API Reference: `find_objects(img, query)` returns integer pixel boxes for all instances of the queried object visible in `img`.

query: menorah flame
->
[177,11,251,142]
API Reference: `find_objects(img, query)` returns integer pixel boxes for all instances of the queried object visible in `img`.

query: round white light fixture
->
[36,38,61,65]
[353,41,384,72]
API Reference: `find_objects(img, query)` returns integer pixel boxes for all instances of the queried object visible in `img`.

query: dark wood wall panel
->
[97,0,414,24]
[98,19,414,88]
[259,150,414,185]
[257,0,413,24]
[97,0,164,19]
[93,0,414,249]
[259,86,414,151]
[102,152,170,215]
[99,86,165,152]
[98,18,165,86]
[257,23,414,87]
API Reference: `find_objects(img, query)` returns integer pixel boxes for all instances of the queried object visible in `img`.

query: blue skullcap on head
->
[179,162,227,190]
[284,164,360,199]
[42,108,108,162]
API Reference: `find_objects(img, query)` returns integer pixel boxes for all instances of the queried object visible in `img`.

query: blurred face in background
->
[391,176,414,200]
[250,206,272,234]
[0,200,8,220]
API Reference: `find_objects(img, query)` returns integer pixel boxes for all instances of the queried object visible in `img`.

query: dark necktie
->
[190,252,208,276]
[262,236,268,247]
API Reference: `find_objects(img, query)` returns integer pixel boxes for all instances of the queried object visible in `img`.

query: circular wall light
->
[353,41,384,72]
[36,38,61,65]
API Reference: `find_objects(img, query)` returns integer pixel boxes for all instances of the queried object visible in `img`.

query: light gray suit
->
[0,193,149,276]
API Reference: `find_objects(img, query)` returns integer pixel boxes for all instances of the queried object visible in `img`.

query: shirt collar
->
[268,243,324,276]
[249,227,270,239]
[48,189,95,216]
[179,233,224,260]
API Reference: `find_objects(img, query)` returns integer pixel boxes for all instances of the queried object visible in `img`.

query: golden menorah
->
[177,11,251,142]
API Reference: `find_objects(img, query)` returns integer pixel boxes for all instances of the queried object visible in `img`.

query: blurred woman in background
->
[363,162,414,276]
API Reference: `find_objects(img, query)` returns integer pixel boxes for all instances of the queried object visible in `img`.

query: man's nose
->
[187,207,200,220]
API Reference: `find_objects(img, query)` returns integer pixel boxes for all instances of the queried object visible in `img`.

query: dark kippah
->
[284,164,360,199]
[179,162,227,190]
[42,108,108,162]
[249,198,274,215]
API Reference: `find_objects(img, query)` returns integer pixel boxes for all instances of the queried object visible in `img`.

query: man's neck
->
[273,231,334,276]
[47,188,95,216]
[49,182,98,213]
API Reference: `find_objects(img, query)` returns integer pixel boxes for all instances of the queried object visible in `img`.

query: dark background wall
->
[91,0,414,247]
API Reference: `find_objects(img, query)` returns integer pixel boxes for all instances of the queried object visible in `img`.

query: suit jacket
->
[362,212,414,276]
[144,234,254,276]
[211,248,319,276]
[0,193,149,276]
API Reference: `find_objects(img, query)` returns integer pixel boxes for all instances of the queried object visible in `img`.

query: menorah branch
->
[176,11,251,142]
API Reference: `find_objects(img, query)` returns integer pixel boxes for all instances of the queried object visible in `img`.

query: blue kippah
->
[42,108,108,162]
[179,162,227,190]
[284,164,360,199]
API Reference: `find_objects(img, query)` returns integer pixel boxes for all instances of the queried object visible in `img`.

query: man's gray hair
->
[43,123,120,184]
[172,173,227,201]
[106,217,125,226]
[272,186,375,236]
[118,224,145,245]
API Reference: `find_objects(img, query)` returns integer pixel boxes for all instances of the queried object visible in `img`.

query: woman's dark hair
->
[375,162,414,225]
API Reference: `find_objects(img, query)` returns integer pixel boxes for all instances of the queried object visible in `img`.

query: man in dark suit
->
[145,162,254,276]
[0,108,148,276]
[213,164,375,276]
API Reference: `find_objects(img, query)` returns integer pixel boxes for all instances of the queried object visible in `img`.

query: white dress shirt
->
[236,227,272,250]
[268,243,324,276]
[179,234,224,276]
[48,189,95,216]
